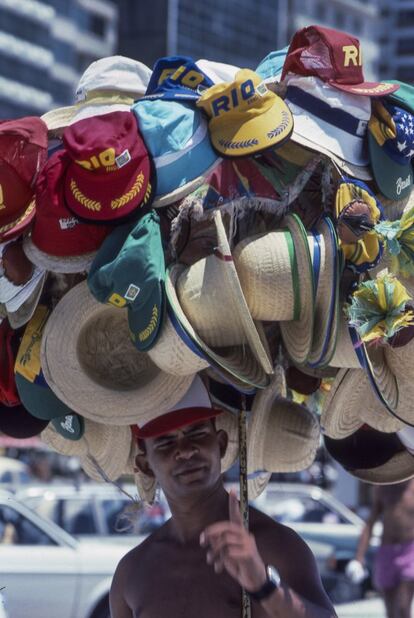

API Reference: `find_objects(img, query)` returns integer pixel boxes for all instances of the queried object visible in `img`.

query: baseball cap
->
[144,56,214,100]
[255,47,288,82]
[0,117,47,241]
[368,100,414,201]
[197,69,293,157]
[0,320,20,407]
[87,210,166,352]
[132,375,222,439]
[385,80,414,114]
[23,150,112,273]
[281,25,399,97]
[63,111,154,223]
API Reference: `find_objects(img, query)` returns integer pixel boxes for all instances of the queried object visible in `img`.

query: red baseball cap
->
[63,111,154,222]
[27,150,112,263]
[0,117,48,241]
[0,320,20,407]
[281,25,399,97]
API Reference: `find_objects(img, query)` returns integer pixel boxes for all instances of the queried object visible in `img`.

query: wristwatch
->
[248,565,281,601]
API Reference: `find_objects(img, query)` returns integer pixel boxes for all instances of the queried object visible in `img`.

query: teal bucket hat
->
[87,210,166,351]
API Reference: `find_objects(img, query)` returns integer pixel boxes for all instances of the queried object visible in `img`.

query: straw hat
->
[324,428,414,485]
[177,209,273,374]
[321,368,405,439]
[385,338,414,426]
[328,312,362,369]
[41,419,131,482]
[247,365,317,499]
[40,281,194,425]
[233,213,314,365]
[147,307,209,376]
[216,409,239,472]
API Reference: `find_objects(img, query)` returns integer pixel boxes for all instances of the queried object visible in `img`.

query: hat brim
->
[331,81,400,98]
[0,200,36,242]
[0,403,48,438]
[23,237,96,273]
[210,101,293,157]
[352,451,414,484]
[128,281,166,352]
[7,272,46,329]
[306,216,340,367]
[41,96,136,132]
[15,372,74,421]
[368,132,413,201]
[152,158,222,208]
[40,281,194,425]
[279,213,314,365]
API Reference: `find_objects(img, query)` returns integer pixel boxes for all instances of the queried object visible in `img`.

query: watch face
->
[267,565,281,588]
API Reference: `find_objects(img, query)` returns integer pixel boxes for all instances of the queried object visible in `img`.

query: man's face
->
[136,420,227,500]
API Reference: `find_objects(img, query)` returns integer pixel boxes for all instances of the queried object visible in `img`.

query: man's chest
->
[127,553,268,618]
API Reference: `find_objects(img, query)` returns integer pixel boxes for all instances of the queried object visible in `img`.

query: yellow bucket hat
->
[197,69,293,157]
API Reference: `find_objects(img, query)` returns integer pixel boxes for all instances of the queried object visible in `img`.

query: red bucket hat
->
[23,150,112,273]
[63,111,153,223]
[0,117,48,241]
[281,25,399,97]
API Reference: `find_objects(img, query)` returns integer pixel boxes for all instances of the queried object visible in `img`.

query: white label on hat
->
[60,415,75,433]
[256,82,268,97]
[396,175,412,195]
[356,120,367,136]
[125,284,140,301]
[59,217,79,230]
[115,149,132,169]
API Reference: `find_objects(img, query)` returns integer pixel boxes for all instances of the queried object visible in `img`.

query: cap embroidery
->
[0,185,5,210]
[138,304,159,342]
[110,171,145,210]
[70,179,102,212]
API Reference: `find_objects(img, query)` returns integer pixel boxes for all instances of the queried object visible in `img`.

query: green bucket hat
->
[87,210,166,351]
[14,305,84,440]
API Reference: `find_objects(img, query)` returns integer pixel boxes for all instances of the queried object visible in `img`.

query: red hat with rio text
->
[281,25,399,97]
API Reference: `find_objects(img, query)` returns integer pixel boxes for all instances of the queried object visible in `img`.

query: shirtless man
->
[110,416,336,617]
[351,480,414,618]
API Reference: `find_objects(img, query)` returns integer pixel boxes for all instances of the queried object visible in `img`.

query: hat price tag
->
[115,149,132,169]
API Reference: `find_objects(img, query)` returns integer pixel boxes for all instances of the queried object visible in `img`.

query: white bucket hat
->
[233,213,314,365]
[321,368,405,439]
[248,366,320,499]
[284,74,372,179]
[40,281,194,426]
[41,419,132,482]
[42,56,152,132]
[196,59,240,83]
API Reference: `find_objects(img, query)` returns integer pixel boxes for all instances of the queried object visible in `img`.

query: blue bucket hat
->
[133,99,221,207]
[144,55,214,101]
[255,47,288,81]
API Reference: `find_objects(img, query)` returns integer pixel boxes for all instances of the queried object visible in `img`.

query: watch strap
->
[247,565,280,601]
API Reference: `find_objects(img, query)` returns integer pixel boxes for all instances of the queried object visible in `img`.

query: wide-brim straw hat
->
[386,338,414,426]
[328,311,362,369]
[248,366,320,497]
[41,418,131,481]
[23,237,96,274]
[321,368,405,439]
[216,409,239,472]
[306,216,340,367]
[234,213,314,365]
[147,306,209,376]
[40,281,194,425]
[177,209,273,375]
[325,430,414,485]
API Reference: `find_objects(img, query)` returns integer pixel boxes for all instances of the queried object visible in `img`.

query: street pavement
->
[335,597,386,617]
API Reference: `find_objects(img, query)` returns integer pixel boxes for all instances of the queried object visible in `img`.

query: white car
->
[0,489,142,618]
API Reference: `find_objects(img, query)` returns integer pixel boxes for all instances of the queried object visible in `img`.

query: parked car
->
[19,482,360,603]
[0,456,33,488]
[0,489,143,618]
[250,483,381,592]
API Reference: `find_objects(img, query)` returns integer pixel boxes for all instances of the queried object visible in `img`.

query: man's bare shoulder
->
[115,521,172,576]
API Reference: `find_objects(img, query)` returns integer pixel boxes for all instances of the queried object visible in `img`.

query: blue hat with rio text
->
[144,56,214,101]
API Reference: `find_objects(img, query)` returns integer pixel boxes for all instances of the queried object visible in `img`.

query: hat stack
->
[2,28,414,497]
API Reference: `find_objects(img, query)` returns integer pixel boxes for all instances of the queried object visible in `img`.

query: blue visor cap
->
[133,99,219,198]
[144,55,214,101]
[255,47,288,81]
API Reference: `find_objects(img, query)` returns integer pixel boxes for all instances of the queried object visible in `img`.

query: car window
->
[254,493,348,524]
[62,499,96,535]
[0,505,56,546]
[32,497,59,524]
[100,499,133,534]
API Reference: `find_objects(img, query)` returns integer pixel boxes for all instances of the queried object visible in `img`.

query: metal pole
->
[238,399,251,618]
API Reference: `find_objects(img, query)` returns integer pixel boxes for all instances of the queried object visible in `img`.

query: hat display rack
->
[3,25,414,513]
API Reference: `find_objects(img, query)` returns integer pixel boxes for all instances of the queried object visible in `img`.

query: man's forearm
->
[258,583,337,618]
